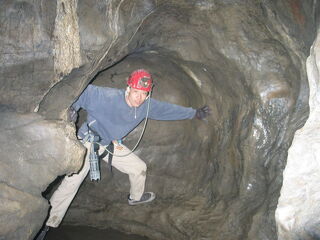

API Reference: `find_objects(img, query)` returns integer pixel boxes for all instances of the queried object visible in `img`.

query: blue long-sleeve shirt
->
[73,85,196,145]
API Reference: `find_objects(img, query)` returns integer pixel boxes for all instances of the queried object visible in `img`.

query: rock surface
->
[0,111,83,239]
[276,29,320,240]
[0,0,319,240]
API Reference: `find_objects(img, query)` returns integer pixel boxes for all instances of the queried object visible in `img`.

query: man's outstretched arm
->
[148,99,210,121]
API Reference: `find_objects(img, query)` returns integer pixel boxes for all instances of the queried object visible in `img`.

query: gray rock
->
[0,1,56,113]
[0,112,84,239]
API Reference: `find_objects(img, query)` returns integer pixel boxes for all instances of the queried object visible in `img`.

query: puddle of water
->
[45,225,150,240]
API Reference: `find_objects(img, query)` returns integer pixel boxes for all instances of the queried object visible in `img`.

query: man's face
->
[126,88,148,107]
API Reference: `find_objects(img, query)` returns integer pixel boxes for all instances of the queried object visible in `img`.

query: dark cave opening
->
[45,225,150,240]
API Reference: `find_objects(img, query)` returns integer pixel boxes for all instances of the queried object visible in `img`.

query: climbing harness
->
[99,141,114,173]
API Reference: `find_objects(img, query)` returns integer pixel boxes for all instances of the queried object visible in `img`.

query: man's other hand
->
[195,105,210,120]
[68,106,78,123]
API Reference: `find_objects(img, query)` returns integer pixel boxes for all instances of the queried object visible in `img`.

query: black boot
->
[34,225,49,240]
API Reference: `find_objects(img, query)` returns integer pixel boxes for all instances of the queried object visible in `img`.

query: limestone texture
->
[276,29,320,240]
[0,0,319,240]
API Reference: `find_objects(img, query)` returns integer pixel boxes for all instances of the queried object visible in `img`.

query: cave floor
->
[45,225,150,240]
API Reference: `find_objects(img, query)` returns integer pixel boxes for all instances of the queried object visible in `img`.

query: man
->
[36,69,209,239]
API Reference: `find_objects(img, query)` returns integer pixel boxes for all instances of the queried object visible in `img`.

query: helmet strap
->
[125,86,130,97]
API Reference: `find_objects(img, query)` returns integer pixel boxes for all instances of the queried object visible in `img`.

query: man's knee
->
[134,160,147,176]
[141,169,146,177]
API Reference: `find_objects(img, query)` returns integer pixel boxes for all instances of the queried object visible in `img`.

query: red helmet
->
[127,69,153,92]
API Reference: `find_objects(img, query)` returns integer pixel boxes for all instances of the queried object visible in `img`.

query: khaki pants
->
[46,142,147,228]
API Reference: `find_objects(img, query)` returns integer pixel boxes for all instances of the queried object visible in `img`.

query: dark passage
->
[46,225,150,240]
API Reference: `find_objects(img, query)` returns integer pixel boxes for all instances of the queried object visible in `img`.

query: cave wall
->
[276,28,320,240]
[0,112,84,239]
[0,0,319,240]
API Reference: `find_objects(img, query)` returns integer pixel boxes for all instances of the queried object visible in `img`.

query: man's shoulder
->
[88,85,124,97]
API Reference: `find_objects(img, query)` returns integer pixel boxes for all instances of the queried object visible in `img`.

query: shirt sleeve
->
[148,98,196,120]
[72,85,97,111]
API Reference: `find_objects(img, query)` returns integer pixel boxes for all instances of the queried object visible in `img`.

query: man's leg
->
[101,144,155,204]
[46,141,90,227]
[36,142,91,240]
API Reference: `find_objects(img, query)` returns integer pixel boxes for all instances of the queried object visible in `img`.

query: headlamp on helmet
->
[127,69,153,92]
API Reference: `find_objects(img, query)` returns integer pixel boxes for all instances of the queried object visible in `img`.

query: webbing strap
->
[99,142,114,173]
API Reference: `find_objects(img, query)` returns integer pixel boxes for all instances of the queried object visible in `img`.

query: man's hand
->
[195,105,210,120]
[68,106,78,123]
